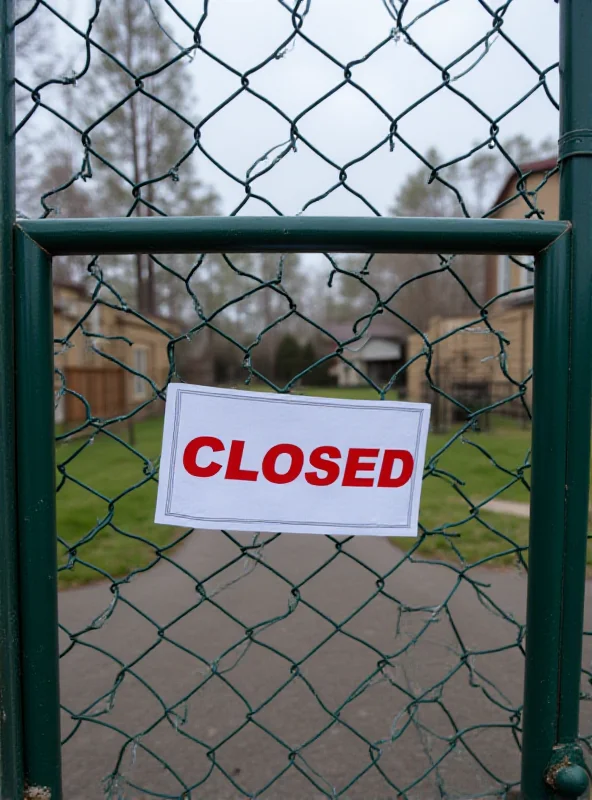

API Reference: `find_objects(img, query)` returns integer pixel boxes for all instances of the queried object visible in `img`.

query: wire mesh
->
[14,1,584,798]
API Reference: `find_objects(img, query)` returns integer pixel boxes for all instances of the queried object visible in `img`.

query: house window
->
[518,255,535,288]
[91,303,102,351]
[94,304,102,334]
[497,255,510,295]
[132,346,149,399]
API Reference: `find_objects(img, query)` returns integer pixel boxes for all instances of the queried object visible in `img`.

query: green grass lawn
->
[398,421,533,568]
[55,386,572,588]
[244,383,399,400]
[56,417,178,588]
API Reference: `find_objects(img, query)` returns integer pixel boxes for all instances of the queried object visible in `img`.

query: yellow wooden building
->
[406,158,558,425]
[53,281,181,425]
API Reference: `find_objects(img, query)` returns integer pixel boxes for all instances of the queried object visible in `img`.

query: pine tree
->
[246,253,303,378]
[300,340,332,387]
[274,333,304,385]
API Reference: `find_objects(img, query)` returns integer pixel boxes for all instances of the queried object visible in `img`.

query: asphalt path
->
[58,531,592,800]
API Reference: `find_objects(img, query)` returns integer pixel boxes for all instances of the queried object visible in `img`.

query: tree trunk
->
[125,0,147,313]
[145,102,156,315]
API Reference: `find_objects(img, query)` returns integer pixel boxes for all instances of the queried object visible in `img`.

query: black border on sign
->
[164,388,425,530]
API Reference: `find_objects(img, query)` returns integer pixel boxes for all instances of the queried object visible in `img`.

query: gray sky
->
[177,0,559,217]
[28,0,559,219]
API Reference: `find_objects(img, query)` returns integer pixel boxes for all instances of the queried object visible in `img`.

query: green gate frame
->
[1,2,592,799]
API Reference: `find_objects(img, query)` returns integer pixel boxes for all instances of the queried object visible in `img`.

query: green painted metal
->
[545,743,589,798]
[551,765,589,798]
[556,0,592,750]
[17,215,569,256]
[14,230,62,798]
[520,232,572,800]
[4,3,591,797]
[521,1,592,796]
[0,0,22,797]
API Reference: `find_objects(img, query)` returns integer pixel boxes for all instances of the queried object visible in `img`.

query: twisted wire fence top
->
[13,1,578,798]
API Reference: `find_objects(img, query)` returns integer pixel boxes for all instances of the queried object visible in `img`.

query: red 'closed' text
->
[182,437,414,489]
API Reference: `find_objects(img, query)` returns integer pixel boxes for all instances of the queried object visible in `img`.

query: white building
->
[328,322,404,388]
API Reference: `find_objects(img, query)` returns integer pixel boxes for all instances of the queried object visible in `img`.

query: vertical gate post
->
[522,1,592,797]
[554,0,592,787]
[0,0,22,797]
[521,233,577,799]
[556,0,592,746]
[14,231,61,798]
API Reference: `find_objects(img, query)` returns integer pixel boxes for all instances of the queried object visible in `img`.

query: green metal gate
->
[1,1,592,798]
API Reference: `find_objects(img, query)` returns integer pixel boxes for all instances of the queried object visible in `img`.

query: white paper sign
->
[155,384,430,537]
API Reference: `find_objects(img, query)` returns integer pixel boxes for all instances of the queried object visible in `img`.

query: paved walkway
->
[483,499,531,518]
[58,532,592,800]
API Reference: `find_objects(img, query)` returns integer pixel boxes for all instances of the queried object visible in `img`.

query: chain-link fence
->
[13,1,589,798]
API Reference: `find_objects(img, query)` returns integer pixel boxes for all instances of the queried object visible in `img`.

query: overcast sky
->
[176,0,560,217]
[23,0,559,219]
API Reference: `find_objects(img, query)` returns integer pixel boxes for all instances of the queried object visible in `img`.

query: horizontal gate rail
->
[17,216,570,256]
